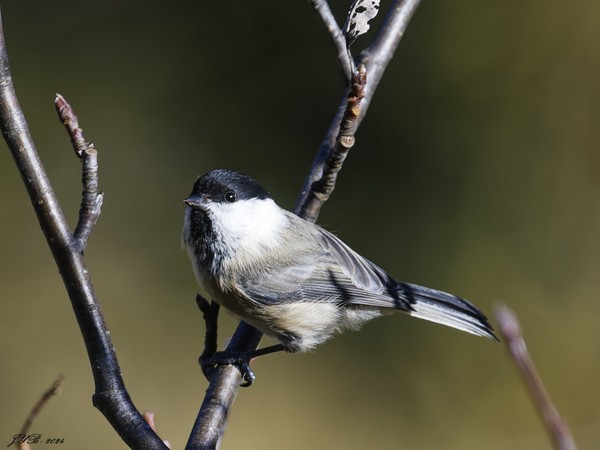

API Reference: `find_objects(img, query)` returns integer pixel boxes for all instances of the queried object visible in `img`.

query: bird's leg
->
[195,295,285,386]
[196,294,221,378]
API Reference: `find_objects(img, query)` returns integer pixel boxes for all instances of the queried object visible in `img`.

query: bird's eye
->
[224,191,236,203]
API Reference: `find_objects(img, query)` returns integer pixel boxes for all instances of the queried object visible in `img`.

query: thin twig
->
[54,94,87,157]
[495,305,577,450]
[0,8,166,449]
[20,374,64,438]
[55,94,104,253]
[308,0,353,82]
[11,374,64,450]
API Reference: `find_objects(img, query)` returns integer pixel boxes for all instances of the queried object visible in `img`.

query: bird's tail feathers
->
[398,282,497,341]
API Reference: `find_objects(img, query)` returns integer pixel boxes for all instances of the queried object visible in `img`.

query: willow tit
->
[183,169,496,381]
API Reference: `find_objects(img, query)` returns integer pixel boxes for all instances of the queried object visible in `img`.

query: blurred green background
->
[1,1,599,448]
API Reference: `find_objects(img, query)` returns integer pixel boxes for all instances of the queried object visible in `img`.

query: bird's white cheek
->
[210,199,287,254]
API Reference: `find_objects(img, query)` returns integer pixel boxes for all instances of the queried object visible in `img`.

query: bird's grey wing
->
[238,219,412,311]
[237,260,322,304]
[314,227,414,310]
[314,227,392,292]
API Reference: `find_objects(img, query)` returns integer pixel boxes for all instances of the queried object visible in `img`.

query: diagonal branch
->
[495,305,578,450]
[297,65,367,222]
[186,324,263,450]
[187,1,423,448]
[308,0,353,82]
[0,8,166,450]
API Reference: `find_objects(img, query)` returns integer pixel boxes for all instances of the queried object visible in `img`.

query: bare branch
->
[55,94,104,252]
[186,325,263,450]
[297,65,367,222]
[0,7,166,449]
[296,0,422,217]
[308,0,353,82]
[294,99,346,217]
[495,305,578,450]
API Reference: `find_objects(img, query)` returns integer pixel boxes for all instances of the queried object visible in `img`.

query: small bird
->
[182,169,496,382]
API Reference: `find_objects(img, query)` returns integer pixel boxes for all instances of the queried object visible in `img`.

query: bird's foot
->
[200,350,256,387]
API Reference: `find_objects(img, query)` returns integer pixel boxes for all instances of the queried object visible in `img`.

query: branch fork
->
[55,94,104,252]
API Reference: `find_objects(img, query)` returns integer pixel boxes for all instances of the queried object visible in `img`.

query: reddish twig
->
[55,94,104,253]
[54,94,87,157]
[495,305,578,450]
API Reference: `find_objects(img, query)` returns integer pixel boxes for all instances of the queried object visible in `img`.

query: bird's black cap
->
[189,169,270,204]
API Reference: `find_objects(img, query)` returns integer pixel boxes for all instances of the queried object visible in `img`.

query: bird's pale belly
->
[195,270,345,351]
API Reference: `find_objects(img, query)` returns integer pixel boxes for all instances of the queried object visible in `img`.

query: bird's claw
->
[200,351,256,387]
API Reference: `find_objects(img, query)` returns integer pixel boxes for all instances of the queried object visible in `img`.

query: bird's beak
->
[183,195,207,208]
